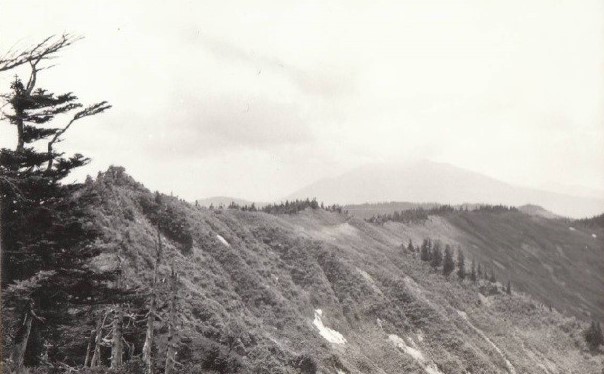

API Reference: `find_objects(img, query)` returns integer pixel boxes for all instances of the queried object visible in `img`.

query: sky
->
[1,0,603,202]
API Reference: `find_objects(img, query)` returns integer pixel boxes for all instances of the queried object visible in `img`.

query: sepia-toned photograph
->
[1,1,603,373]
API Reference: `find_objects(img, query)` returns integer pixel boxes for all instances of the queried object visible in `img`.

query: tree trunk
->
[84,328,95,367]
[110,305,123,368]
[143,223,163,374]
[10,313,32,374]
[164,264,178,374]
[90,311,109,368]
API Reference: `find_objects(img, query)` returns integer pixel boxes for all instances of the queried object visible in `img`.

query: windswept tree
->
[1,34,113,371]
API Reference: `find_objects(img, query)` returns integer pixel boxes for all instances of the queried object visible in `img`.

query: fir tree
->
[457,249,466,280]
[443,245,455,278]
[431,241,443,269]
[1,35,114,370]
[407,239,414,252]
[506,281,512,295]
[584,321,604,351]
[420,238,432,262]
[470,260,477,283]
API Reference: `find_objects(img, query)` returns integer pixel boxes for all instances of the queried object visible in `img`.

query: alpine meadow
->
[1,2,604,374]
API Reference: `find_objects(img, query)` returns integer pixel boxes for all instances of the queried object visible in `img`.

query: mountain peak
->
[286,162,604,218]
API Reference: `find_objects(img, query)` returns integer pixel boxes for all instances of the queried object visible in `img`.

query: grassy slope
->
[377,211,604,322]
[87,169,603,373]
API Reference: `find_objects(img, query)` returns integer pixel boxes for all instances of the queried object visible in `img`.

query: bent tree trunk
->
[10,313,32,374]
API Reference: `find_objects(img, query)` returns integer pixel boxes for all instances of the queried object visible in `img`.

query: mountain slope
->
[82,168,602,374]
[80,167,603,373]
[285,160,604,218]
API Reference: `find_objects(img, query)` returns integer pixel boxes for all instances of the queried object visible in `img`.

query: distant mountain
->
[195,196,257,208]
[286,160,604,218]
[518,204,559,219]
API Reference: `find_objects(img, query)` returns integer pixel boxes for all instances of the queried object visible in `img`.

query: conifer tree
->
[584,321,604,351]
[443,245,455,278]
[506,281,512,295]
[470,260,477,283]
[407,239,414,252]
[420,239,432,262]
[457,249,466,280]
[1,34,114,370]
[431,241,442,269]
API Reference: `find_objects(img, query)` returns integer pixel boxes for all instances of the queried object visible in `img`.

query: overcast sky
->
[1,0,603,201]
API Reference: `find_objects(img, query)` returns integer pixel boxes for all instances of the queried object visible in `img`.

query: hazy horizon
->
[1,0,603,203]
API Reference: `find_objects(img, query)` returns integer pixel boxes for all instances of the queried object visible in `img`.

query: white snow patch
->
[417,331,424,342]
[216,234,230,247]
[457,310,516,374]
[336,370,347,374]
[592,233,597,238]
[389,334,425,361]
[357,268,383,295]
[569,227,576,231]
[313,309,346,344]
[388,334,444,374]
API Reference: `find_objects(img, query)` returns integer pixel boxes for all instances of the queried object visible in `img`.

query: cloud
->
[197,33,355,97]
[143,94,314,159]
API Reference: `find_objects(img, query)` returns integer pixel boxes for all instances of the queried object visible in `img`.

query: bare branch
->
[0,34,82,73]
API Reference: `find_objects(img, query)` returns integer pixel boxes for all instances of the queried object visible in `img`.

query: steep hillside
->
[286,160,604,218]
[85,167,603,373]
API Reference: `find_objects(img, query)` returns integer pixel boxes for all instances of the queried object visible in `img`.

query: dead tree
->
[110,256,125,369]
[90,311,111,368]
[164,261,179,374]
[143,223,164,374]
[84,328,96,367]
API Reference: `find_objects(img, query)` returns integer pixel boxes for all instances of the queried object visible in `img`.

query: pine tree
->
[407,239,414,252]
[443,246,455,278]
[477,263,483,279]
[470,260,477,283]
[584,321,604,351]
[506,281,512,295]
[431,242,443,269]
[457,249,466,280]
[489,270,497,283]
[420,239,432,262]
[1,35,114,370]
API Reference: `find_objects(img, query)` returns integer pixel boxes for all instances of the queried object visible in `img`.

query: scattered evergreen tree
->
[407,239,414,252]
[477,263,483,279]
[506,281,512,295]
[431,241,443,269]
[457,249,466,280]
[489,270,497,283]
[584,321,604,351]
[420,238,432,262]
[470,260,477,283]
[443,245,455,278]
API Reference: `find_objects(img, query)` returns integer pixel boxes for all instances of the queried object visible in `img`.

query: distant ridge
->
[285,160,604,219]
[195,196,257,208]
